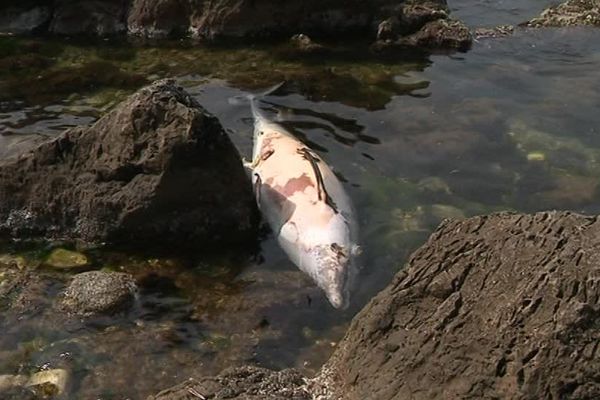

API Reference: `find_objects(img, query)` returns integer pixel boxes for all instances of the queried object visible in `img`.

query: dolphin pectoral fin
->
[242,158,254,179]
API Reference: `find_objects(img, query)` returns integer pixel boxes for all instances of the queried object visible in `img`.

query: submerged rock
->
[0,375,28,392]
[26,369,70,397]
[0,369,69,398]
[524,0,600,27]
[44,248,89,269]
[0,79,258,247]
[148,366,310,400]
[318,211,600,399]
[0,268,51,316]
[60,271,136,316]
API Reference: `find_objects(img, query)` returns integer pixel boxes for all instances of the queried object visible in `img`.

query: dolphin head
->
[309,243,355,309]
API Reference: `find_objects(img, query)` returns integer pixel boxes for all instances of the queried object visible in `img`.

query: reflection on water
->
[1,8,600,400]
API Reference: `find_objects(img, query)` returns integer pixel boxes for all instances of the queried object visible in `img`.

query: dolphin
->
[243,87,360,309]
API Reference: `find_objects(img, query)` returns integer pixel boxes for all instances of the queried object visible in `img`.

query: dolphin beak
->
[326,287,349,310]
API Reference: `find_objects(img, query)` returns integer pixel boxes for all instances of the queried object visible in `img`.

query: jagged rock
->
[0,79,258,247]
[148,366,310,400]
[60,271,136,316]
[318,211,600,399]
[524,0,600,27]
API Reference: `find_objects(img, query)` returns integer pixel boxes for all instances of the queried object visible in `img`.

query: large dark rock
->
[318,211,600,399]
[524,0,600,28]
[148,366,310,400]
[0,79,258,247]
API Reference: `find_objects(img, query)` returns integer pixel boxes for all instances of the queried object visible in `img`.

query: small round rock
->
[61,271,136,316]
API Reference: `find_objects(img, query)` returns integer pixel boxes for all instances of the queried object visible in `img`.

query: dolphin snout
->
[326,287,349,310]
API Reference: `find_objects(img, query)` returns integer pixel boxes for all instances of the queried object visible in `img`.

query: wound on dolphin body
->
[296,147,339,213]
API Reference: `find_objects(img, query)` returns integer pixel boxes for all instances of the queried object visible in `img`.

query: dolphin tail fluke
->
[228,81,286,120]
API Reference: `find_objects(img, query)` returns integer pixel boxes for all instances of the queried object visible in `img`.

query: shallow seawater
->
[2,2,600,399]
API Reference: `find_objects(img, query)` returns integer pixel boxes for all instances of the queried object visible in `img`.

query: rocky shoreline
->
[148,212,600,400]
[0,0,472,51]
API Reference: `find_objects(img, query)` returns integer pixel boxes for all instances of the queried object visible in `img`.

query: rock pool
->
[1,0,600,398]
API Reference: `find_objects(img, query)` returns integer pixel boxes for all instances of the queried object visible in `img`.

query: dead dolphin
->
[243,87,360,309]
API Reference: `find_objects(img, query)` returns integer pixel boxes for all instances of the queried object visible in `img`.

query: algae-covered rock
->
[0,254,27,270]
[45,248,89,269]
[26,369,70,396]
[0,374,28,392]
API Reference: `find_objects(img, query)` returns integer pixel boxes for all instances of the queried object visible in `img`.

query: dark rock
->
[524,0,600,27]
[0,79,258,247]
[0,6,51,35]
[128,0,191,38]
[187,0,375,40]
[60,271,136,316]
[318,211,600,399]
[49,0,128,35]
[148,366,310,400]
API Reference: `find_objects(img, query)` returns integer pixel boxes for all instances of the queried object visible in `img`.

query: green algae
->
[0,37,429,110]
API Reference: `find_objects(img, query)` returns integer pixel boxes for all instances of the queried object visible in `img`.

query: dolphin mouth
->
[328,293,348,309]
[325,284,349,310]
